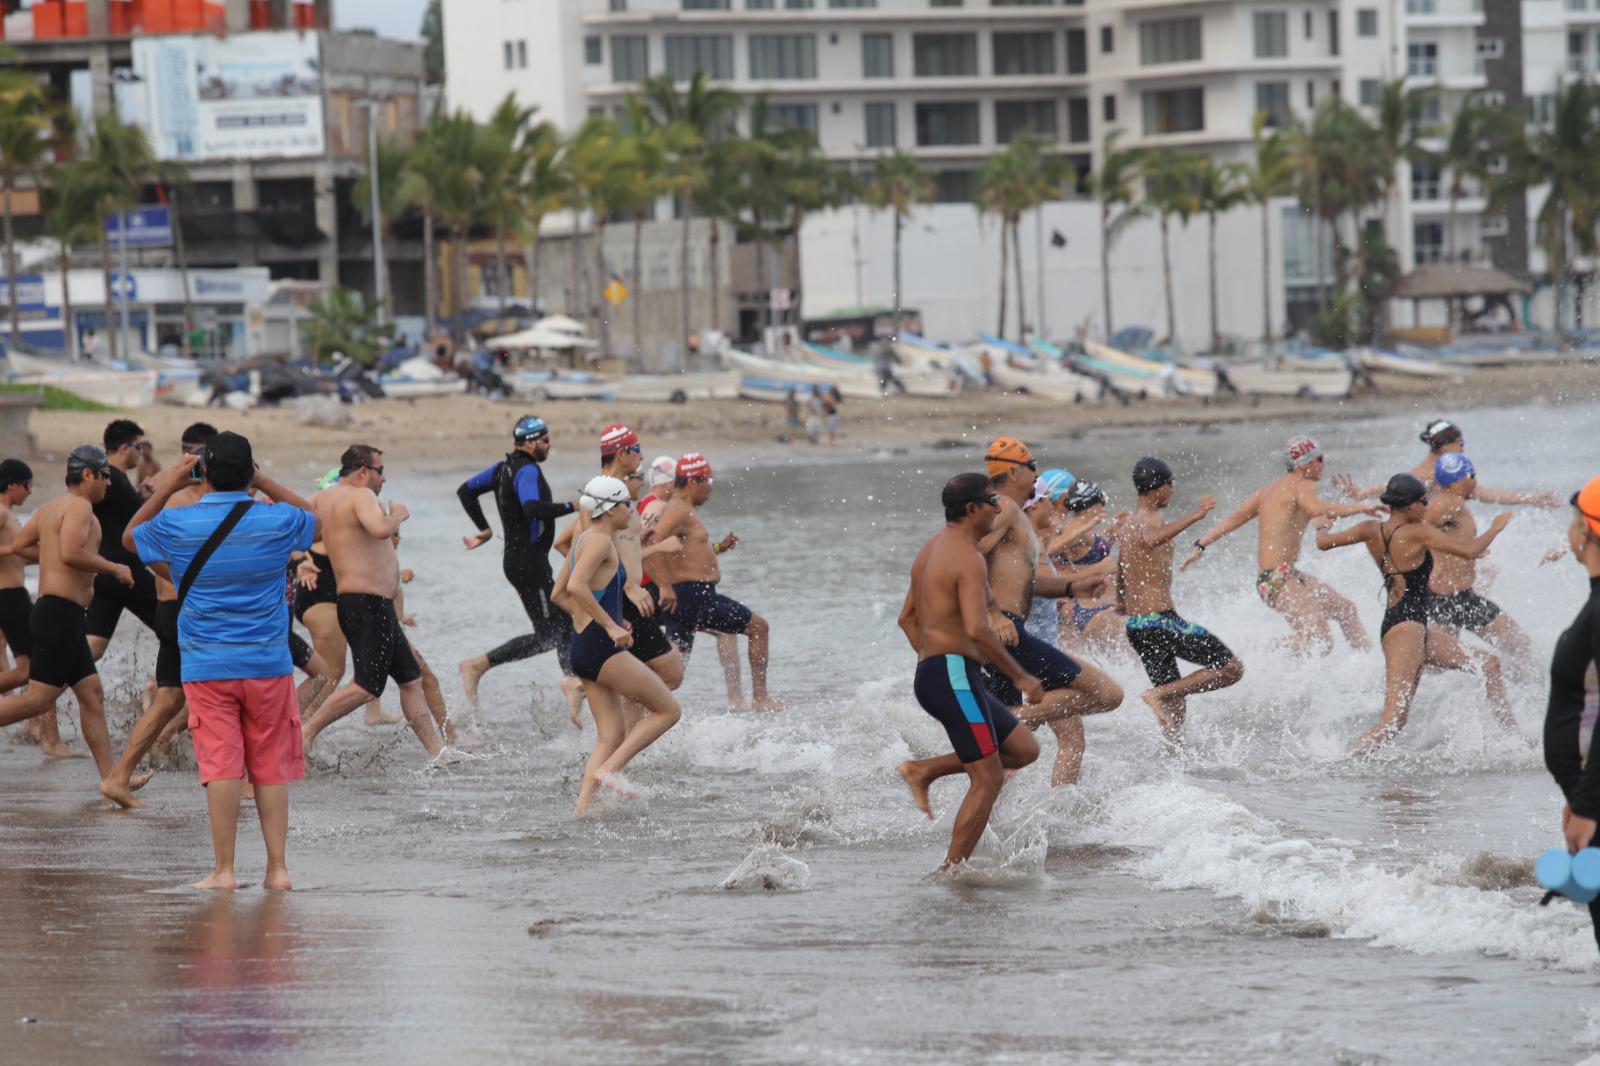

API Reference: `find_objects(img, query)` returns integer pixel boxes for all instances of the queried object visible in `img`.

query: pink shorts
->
[182,675,306,787]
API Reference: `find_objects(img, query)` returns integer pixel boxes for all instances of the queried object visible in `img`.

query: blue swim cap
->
[1037,468,1075,501]
[513,415,549,442]
[1435,452,1475,488]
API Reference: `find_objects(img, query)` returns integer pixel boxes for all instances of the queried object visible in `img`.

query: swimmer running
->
[1335,419,1559,507]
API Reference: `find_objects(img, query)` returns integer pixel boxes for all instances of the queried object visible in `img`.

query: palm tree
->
[1192,156,1248,350]
[516,121,569,318]
[0,69,56,342]
[767,141,854,337]
[1241,111,1297,340]
[1438,96,1522,264]
[81,113,174,360]
[1142,150,1202,346]
[639,71,741,352]
[977,137,1057,338]
[864,150,933,341]
[1372,79,1435,247]
[619,96,686,361]
[478,95,539,318]
[399,109,481,340]
[563,114,636,357]
[41,161,100,360]
[1087,131,1144,338]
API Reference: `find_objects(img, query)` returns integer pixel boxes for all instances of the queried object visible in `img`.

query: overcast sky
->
[335,0,427,41]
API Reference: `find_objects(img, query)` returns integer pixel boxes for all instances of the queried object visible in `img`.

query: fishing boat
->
[1082,340,1217,398]
[3,349,159,408]
[511,370,619,402]
[378,357,468,400]
[612,370,741,403]
[1351,346,1463,379]
[1218,360,1354,398]
[726,349,952,402]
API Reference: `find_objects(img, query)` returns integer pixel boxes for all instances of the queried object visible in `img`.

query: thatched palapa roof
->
[1394,265,1531,300]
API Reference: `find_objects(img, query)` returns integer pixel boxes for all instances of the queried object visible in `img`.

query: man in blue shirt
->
[455,415,579,704]
[126,432,317,891]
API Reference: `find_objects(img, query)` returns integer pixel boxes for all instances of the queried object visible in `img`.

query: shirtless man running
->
[1119,457,1244,744]
[0,446,134,786]
[1423,452,1534,668]
[1335,419,1560,507]
[978,437,1123,786]
[896,472,1042,868]
[300,446,450,759]
[1182,436,1381,654]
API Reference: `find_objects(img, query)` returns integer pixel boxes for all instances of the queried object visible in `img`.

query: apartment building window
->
[1410,160,1441,201]
[1529,92,1555,125]
[610,0,627,9]
[503,40,527,69]
[1065,28,1087,74]
[1475,38,1503,59]
[863,33,894,77]
[1142,87,1203,134]
[1103,94,1116,122]
[1407,41,1437,77]
[1329,11,1340,55]
[767,103,819,133]
[1139,18,1201,66]
[1067,97,1089,142]
[1305,80,1315,108]
[1253,13,1288,59]
[1255,81,1290,127]
[1405,0,1436,12]
[612,35,649,81]
[993,32,1057,75]
[1359,78,1378,106]
[748,0,774,7]
[584,36,603,64]
[993,0,1054,5]
[1481,215,1508,237]
[749,35,817,78]
[1420,94,1441,123]
[996,99,1058,142]
[1101,26,1114,53]
[864,101,896,147]
[1569,32,1587,75]
[1569,0,1588,11]
[1303,10,1313,38]
[1356,9,1377,36]
[1413,222,1443,264]
[913,33,978,76]
[785,0,815,6]
[665,35,734,79]
[915,101,980,145]
[682,0,730,9]
[934,170,977,203]
[930,0,962,6]
[830,0,876,6]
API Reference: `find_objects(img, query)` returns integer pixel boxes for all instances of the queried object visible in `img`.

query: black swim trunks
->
[666,580,754,656]
[1125,610,1235,688]
[28,594,96,689]
[0,585,33,657]
[982,610,1083,709]
[288,629,313,673]
[624,582,676,664]
[336,592,421,697]
[85,564,159,641]
[154,599,182,689]
[292,551,337,622]
[1426,588,1502,632]
[914,654,1020,764]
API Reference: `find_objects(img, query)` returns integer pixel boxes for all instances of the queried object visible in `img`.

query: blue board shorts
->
[982,611,1082,709]
[914,654,1020,764]
[666,580,754,656]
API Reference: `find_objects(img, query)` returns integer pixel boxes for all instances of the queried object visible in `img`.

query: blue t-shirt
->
[131,492,316,682]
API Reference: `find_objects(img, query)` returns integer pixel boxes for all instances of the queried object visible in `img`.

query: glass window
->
[930,0,962,6]
[993,32,1057,75]
[612,35,649,81]
[1413,221,1443,263]
[829,0,876,6]
[1410,160,1441,201]
[992,0,1054,5]
[864,101,896,147]
[766,103,818,133]
[1329,10,1340,55]
[1359,78,1378,106]
[1139,18,1201,66]
[863,33,894,77]
[1067,96,1089,143]
[503,41,514,70]
[915,101,980,145]
[1100,26,1114,53]
[913,33,978,76]
[1065,28,1087,74]
[682,0,730,8]
[610,0,627,10]
[749,35,817,79]
[785,0,814,6]
[1254,12,1287,58]
[1405,0,1436,12]
[1255,81,1289,127]
[934,170,977,203]
[1569,0,1588,11]
[1103,94,1116,122]
[1303,10,1312,38]
[585,36,602,64]
[995,99,1058,142]
[1141,87,1204,135]
[665,35,734,79]
[517,40,527,67]
[1356,8,1377,36]
[748,0,774,8]
[1407,41,1437,77]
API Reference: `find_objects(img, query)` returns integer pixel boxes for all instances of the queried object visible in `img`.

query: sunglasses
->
[366,466,385,476]
[988,457,1037,471]
[620,444,642,455]
[966,494,1000,509]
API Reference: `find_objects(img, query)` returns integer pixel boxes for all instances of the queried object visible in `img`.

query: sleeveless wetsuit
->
[569,554,628,682]
[1379,525,1433,639]
[1544,574,1600,952]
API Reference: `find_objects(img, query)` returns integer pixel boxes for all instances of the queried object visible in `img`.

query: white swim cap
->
[646,455,676,487]
[580,474,632,517]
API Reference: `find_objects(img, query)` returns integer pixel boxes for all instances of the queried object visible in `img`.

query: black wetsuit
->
[1379,526,1434,639]
[1544,574,1600,950]
[458,450,576,672]
[87,465,159,641]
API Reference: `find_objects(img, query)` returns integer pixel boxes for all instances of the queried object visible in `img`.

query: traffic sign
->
[770,287,791,311]
[108,271,138,301]
[105,205,173,248]
[603,278,628,306]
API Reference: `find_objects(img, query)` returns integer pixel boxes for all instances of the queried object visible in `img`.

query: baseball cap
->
[676,453,712,480]
[985,436,1035,478]
[646,455,676,487]
[0,458,33,488]
[1286,436,1323,469]
[202,431,254,487]
[1435,452,1476,488]
[1132,457,1174,494]
[600,423,640,457]
[66,444,109,477]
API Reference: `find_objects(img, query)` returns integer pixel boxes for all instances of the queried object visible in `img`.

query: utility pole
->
[357,97,388,324]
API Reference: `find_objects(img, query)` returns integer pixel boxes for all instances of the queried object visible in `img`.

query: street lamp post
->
[356,96,388,325]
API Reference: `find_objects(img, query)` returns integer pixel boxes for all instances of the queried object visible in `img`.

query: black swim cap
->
[1132,457,1174,494]
[66,444,109,477]
[1420,419,1461,450]
[0,458,32,489]
[1064,479,1106,512]
[1379,473,1428,509]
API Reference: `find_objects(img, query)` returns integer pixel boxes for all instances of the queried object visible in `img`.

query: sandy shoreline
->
[17,362,1597,477]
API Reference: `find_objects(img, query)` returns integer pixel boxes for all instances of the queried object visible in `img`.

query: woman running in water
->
[557,475,681,815]
[1047,479,1124,656]
[1544,477,1600,951]
[1314,473,1514,755]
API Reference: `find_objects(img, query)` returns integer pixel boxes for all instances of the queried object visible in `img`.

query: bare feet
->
[362,702,403,726]
[561,676,586,730]
[40,739,83,759]
[1141,689,1182,745]
[749,695,792,712]
[458,657,487,705]
[898,761,933,819]
[99,777,145,810]
[596,769,638,799]
[189,870,239,891]
[20,718,42,746]
[263,868,293,891]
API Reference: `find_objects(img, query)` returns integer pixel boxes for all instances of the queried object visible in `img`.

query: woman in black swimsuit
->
[1315,473,1515,755]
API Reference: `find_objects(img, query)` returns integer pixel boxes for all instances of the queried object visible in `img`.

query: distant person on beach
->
[0,446,133,790]
[896,473,1041,868]
[1182,436,1381,655]
[455,416,583,719]
[979,438,1122,786]
[1335,419,1560,507]
[123,433,316,889]
[875,343,906,396]
[822,386,841,445]
[1118,457,1243,745]
[1315,473,1515,755]
[783,389,801,444]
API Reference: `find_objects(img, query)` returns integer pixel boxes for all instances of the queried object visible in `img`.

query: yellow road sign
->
[603,278,628,306]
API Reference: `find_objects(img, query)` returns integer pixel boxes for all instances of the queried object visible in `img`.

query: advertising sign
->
[130,31,325,162]
[0,275,58,321]
[105,205,174,248]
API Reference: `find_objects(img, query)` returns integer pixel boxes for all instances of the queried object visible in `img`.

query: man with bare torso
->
[976,437,1123,786]
[1119,457,1244,744]
[0,446,134,786]
[896,472,1042,868]
[653,452,785,711]
[1423,452,1534,667]
[1182,436,1381,654]
[300,446,450,759]
[0,459,64,756]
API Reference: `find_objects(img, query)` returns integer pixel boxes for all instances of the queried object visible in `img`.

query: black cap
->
[0,458,33,488]
[66,444,109,477]
[1132,457,1174,494]
[1064,479,1106,512]
[1420,419,1461,449]
[202,431,254,488]
[1379,473,1428,509]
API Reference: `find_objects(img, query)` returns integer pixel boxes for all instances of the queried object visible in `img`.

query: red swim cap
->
[600,423,639,456]
[676,452,712,480]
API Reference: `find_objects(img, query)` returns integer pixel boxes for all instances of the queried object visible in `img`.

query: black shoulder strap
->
[177,501,253,610]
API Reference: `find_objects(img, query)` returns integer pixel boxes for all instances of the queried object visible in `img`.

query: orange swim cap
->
[985,436,1034,478]
[1577,476,1600,538]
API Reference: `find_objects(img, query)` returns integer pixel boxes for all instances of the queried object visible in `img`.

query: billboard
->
[105,205,174,248]
[130,31,325,162]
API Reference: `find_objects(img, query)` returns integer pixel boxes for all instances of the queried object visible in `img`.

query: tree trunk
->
[996,220,1008,339]
[892,212,904,340]
[594,215,611,357]
[632,209,644,364]
[1101,206,1114,337]
[1161,215,1175,345]
[59,243,75,361]
[423,205,437,335]
[1260,204,1272,342]
[707,218,721,333]
[1207,211,1219,351]
[568,220,581,322]
[3,167,17,341]
[680,205,691,353]
[1313,202,1326,313]
[495,223,509,318]
[100,226,118,361]
[451,226,469,344]
[1012,216,1026,338]
[522,222,540,316]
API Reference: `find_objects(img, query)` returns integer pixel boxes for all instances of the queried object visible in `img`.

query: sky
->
[335,0,428,41]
